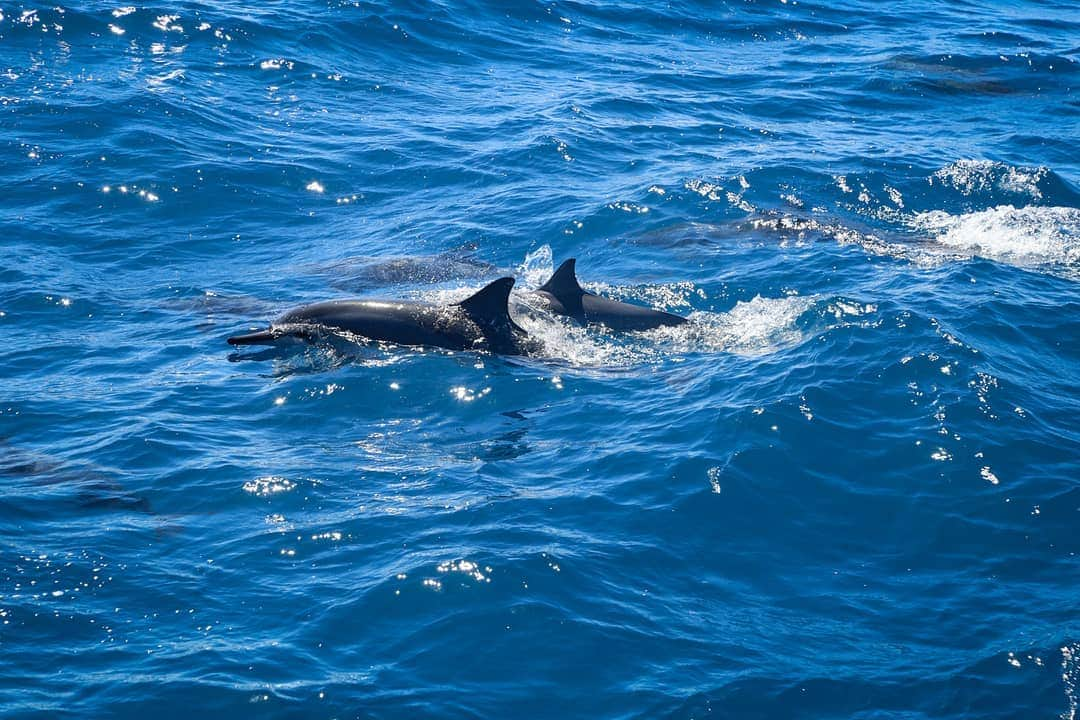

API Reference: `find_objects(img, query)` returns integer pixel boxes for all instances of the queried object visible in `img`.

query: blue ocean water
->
[2,0,1079,717]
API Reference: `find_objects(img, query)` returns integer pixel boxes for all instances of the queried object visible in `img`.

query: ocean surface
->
[2,1,1079,717]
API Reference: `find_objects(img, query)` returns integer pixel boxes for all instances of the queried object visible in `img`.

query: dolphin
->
[532,258,688,331]
[227,277,537,355]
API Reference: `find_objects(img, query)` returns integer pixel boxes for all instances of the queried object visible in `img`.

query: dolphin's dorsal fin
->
[538,258,584,296]
[537,258,586,315]
[457,277,526,334]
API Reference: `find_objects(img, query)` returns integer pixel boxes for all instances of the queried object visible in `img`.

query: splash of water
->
[910,205,1080,271]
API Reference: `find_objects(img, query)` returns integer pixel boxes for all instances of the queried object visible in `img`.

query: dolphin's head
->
[227,325,317,346]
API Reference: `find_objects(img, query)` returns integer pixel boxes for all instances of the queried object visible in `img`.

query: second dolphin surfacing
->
[531,259,688,331]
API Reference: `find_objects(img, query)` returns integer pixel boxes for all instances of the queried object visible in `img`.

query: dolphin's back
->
[281,300,477,350]
[579,294,687,331]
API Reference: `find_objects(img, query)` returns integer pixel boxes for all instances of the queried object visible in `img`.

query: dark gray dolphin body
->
[228,277,537,355]
[532,259,688,331]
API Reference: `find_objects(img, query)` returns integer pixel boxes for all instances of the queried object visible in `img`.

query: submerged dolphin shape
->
[532,259,688,331]
[227,277,537,355]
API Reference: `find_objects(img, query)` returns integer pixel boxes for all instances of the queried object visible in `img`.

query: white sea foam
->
[1064,643,1080,720]
[659,295,815,357]
[910,204,1080,270]
[750,201,1080,277]
[514,306,650,368]
[511,292,814,366]
[930,160,1048,200]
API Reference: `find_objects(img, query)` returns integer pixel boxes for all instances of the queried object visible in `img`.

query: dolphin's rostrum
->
[532,258,688,331]
[227,277,537,355]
